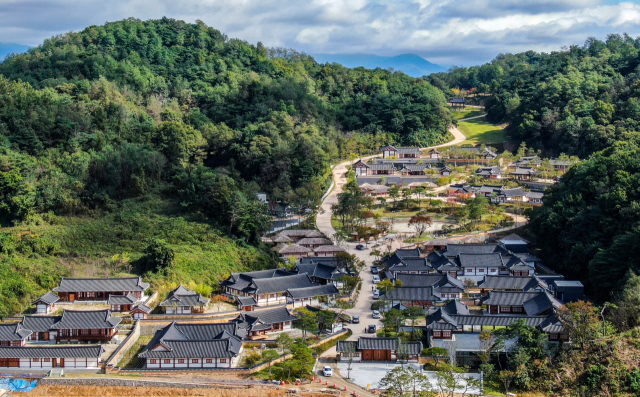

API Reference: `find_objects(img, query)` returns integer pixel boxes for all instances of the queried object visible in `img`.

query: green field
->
[452,108,485,120]
[458,118,510,143]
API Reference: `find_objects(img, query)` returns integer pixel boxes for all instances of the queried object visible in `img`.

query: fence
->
[104,320,141,374]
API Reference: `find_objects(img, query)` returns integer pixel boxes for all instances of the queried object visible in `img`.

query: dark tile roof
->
[278,230,324,238]
[381,287,436,302]
[235,307,298,332]
[355,337,422,354]
[52,277,149,292]
[108,293,139,305]
[478,276,548,291]
[499,234,529,243]
[444,244,507,257]
[395,273,464,290]
[444,300,470,315]
[139,339,241,359]
[0,323,32,341]
[32,291,59,305]
[21,316,61,332]
[313,245,346,253]
[286,284,340,299]
[395,248,422,258]
[483,291,540,307]
[0,345,103,359]
[295,263,343,281]
[457,253,504,268]
[336,340,357,353]
[425,309,458,330]
[388,257,433,273]
[427,311,548,329]
[497,187,526,198]
[159,285,210,308]
[511,167,537,175]
[221,268,294,291]
[297,238,333,246]
[298,257,340,266]
[522,291,564,316]
[251,274,315,294]
[526,190,545,199]
[236,296,257,307]
[279,245,312,254]
[130,303,152,314]
[50,310,121,330]
[538,315,564,334]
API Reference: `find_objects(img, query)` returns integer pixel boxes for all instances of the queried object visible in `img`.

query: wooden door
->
[60,358,64,368]
[53,358,57,367]
[69,293,75,302]
[362,350,372,361]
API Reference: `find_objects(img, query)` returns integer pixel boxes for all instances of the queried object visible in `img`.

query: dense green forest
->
[0,17,452,316]
[430,34,640,158]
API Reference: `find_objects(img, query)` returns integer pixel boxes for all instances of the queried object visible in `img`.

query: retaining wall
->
[39,378,214,389]
[104,320,141,373]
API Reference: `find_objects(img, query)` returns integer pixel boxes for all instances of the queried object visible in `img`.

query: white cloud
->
[1,0,640,65]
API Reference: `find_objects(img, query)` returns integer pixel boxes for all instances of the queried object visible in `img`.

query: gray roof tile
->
[0,323,32,341]
[286,284,339,299]
[251,274,315,294]
[381,287,436,301]
[0,345,102,359]
[50,310,121,330]
[21,316,61,332]
[53,277,149,293]
[159,285,210,308]
[108,293,139,305]
[32,291,59,305]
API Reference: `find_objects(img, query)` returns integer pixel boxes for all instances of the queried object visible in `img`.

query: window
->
[206,359,213,363]
[149,359,157,364]
[512,306,524,313]
[478,268,484,273]
[178,359,185,364]
[163,359,171,364]
[433,330,442,338]
[220,359,227,363]
[442,331,451,338]
[500,306,512,313]
[192,359,199,364]
[549,333,558,340]
[87,292,96,298]
[44,358,50,362]
[32,358,40,362]
[466,268,473,273]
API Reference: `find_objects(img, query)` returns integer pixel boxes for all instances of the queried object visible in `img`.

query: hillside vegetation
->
[0,17,453,316]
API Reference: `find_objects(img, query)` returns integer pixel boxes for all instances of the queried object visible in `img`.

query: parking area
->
[335,362,482,394]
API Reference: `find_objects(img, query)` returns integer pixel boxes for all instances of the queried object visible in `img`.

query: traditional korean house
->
[50,309,121,343]
[381,145,421,159]
[130,303,152,320]
[439,165,453,176]
[511,167,537,180]
[447,185,476,200]
[0,345,102,369]
[278,244,312,258]
[526,190,544,205]
[492,187,527,203]
[220,268,294,298]
[475,166,503,179]
[428,149,441,159]
[32,292,59,314]
[380,287,437,308]
[159,285,210,314]
[453,147,497,160]
[294,260,346,286]
[395,273,465,300]
[52,277,149,302]
[139,322,243,369]
[22,316,60,342]
[108,293,139,312]
[233,307,298,339]
[478,275,548,295]
[313,245,347,257]
[276,229,324,243]
[387,258,435,278]
[245,274,316,306]
[297,237,333,249]
[483,290,564,315]
[472,185,505,198]
[285,284,340,308]
[449,97,466,109]
[0,323,32,347]
[305,306,350,333]
[515,156,541,167]
[359,183,389,197]
[550,159,571,172]
[337,337,421,362]
[236,296,257,312]
[422,238,454,252]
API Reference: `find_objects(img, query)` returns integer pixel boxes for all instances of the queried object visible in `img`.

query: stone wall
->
[104,320,141,373]
[39,378,214,389]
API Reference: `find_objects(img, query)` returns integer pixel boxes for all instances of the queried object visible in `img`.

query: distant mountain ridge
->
[311,53,446,77]
[0,43,31,60]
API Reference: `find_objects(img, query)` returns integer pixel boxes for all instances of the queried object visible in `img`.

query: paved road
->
[316,125,467,339]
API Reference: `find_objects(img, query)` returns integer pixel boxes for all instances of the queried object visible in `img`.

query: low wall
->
[105,320,141,373]
[39,378,214,389]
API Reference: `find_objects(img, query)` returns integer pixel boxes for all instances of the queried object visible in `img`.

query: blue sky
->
[1,0,640,66]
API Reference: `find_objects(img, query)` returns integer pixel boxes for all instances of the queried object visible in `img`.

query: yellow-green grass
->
[452,108,485,120]
[458,118,510,143]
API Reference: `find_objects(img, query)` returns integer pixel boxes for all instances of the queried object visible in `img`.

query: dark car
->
[371,266,379,274]
[367,324,377,333]
[352,315,360,324]
[356,244,365,250]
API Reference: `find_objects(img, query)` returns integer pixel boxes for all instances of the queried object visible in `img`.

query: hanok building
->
[448,185,476,200]
[277,244,312,259]
[50,310,121,343]
[386,257,434,278]
[449,97,466,110]
[353,160,396,176]
[0,323,32,347]
[294,259,347,286]
[297,237,333,250]
[52,277,149,302]
[526,190,544,205]
[32,292,59,314]
[225,273,317,307]
[427,149,441,159]
[233,306,298,339]
[359,183,389,197]
[515,156,542,167]
[305,306,350,334]
[478,275,548,295]
[550,159,571,172]
[130,303,152,320]
[380,287,437,308]
[314,244,347,257]
[452,147,498,160]
[285,284,340,308]
[337,337,422,362]
[492,187,527,203]
[473,185,505,199]
[511,167,537,181]
[395,273,465,300]
[0,345,102,370]
[381,145,422,159]
[475,166,503,179]
[220,268,295,298]
[139,322,243,369]
[275,229,325,243]
[108,293,139,313]
[22,315,60,342]
[483,290,564,316]
[159,285,210,314]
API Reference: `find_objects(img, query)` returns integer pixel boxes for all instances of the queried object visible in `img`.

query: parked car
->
[372,310,381,319]
[352,315,360,324]
[356,244,365,250]
[371,266,379,274]
[323,366,333,377]
[372,275,381,284]
[373,290,379,299]
[367,324,377,333]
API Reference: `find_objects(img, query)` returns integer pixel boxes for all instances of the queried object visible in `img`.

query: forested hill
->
[430,34,640,158]
[0,18,452,316]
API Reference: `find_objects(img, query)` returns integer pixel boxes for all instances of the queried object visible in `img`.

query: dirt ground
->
[24,385,342,397]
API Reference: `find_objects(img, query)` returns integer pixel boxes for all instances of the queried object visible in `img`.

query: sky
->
[2,0,640,66]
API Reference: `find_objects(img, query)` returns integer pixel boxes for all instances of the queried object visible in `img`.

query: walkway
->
[458,113,487,121]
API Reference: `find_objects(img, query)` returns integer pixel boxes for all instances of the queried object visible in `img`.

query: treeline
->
[430,34,640,157]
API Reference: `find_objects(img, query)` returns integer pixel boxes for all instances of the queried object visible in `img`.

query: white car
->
[372,275,381,284]
[372,310,381,319]
[323,366,333,377]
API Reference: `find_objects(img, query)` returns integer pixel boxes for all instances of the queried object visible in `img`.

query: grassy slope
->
[0,193,272,316]
[452,108,485,120]
[457,117,510,143]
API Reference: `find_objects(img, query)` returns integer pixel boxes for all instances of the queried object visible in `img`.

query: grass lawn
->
[458,118,510,144]
[452,108,485,120]
[117,335,153,369]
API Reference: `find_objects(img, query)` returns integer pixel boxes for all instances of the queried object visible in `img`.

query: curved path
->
[458,113,487,121]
